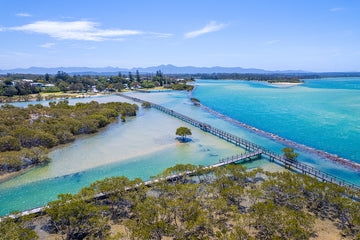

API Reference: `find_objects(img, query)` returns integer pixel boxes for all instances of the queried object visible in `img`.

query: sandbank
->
[269,82,304,87]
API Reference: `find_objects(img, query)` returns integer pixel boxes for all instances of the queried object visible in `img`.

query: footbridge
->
[2,94,359,219]
[119,94,360,191]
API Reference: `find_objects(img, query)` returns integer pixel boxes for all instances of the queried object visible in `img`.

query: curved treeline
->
[0,101,138,173]
[171,73,304,82]
[4,164,360,239]
[170,72,360,83]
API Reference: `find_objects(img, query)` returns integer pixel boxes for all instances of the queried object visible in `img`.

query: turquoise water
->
[191,78,360,162]
[0,95,248,215]
[1,78,360,215]
[129,83,360,185]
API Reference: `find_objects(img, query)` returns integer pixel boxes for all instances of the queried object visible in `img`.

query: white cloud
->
[40,42,56,48]
[9,20,143,41]
[185,21,226,39]
[16,13,32,17]
[150,32,173,38]
[329,7,344,12]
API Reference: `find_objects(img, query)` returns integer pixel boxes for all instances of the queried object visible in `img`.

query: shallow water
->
[0,95,246,215]
[1,78,360,215]
[129,87,360,185]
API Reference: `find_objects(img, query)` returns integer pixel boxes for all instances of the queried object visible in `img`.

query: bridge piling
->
[118,94,360,191]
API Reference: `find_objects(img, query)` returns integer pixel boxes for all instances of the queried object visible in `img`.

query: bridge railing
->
[119,94,360,191]
[218,150,262,165]
[269,152,359,189]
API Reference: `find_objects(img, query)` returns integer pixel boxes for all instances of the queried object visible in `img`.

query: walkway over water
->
[119,94,360,191]
[3,93,359,219]
[2,150,262,220]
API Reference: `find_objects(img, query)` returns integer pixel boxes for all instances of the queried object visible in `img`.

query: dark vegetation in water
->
[190,97,201,105]
[4,164,360,239]
[0,100,138,174]
[141,101,152,108]
[170,83,194,91]
[175,127,192,142]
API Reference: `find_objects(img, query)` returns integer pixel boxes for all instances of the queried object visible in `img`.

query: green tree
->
[44,73,50,82]
[47,193,110,240]
[0,217,38,240]
[282,147,298,162]
[58,81,69,92]
[176,127,192,141]
[113,82,123,91]
[141,101,151,108]
[3,86,18,97]
[136,70,141,82]
[128,72,134,82]
[250,201,314,239]
[0,136,21,152]
[141,80,155,88]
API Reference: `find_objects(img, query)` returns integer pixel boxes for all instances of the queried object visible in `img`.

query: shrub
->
[56,131,75,144]
[141,102,151,108]
[0,136,21,152]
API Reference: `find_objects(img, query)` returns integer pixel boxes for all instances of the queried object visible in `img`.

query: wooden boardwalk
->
[1,150,262,220]
[214,150,263,167]
[119,94,360,191]
[2,94,358,220]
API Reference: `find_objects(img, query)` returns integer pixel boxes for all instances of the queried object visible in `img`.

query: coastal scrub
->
[0,100,138,174]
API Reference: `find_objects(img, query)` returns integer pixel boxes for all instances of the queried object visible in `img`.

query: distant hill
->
[0,64,310,75]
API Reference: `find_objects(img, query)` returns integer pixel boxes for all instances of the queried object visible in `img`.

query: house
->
[91,85,98,93]
[44,84,55,87]
[31,83,43,87]
[22,79,33,83]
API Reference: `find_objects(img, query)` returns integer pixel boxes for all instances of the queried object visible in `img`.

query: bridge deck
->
[3,94,358,220]
[2,149,262,220]
[119,94,360,191]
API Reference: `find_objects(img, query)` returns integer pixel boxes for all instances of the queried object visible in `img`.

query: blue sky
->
[0,0,359,71]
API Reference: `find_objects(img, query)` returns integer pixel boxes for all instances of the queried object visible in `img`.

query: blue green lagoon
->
[191,78,360,162]
[1,78,360,215]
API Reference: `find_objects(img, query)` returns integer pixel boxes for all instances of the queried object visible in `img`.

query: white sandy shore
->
[270,82,304,87]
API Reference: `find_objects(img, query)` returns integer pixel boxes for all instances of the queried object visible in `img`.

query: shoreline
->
[198,103,360,171]
[0,92,116,104]
[0,97,137,184]
[269,82,305,87]
[195,79,305,85]
[0,167,35,184]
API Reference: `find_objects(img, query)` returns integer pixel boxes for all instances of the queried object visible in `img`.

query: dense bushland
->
[4,164,359,239]
[0,100,138,173]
